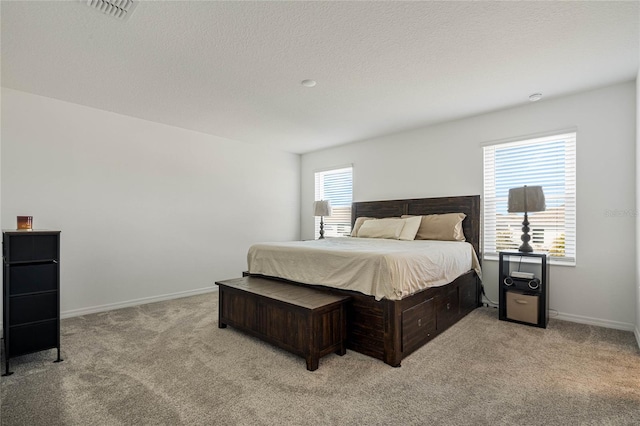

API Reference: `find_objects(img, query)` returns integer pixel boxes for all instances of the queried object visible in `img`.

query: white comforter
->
[247,238,482,301]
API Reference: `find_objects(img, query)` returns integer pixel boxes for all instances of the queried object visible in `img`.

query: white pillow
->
[398,216,422,240]
[357,218,406,239]
[351,217,374,237]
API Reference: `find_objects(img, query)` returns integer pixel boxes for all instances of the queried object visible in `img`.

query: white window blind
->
[314,166,353,238]
[483,132,576,265]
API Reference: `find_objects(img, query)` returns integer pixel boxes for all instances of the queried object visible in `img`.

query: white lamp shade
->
[313,200,332,217]
[508,185,546,213]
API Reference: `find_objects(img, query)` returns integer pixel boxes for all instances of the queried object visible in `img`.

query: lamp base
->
[319,216,325,239]
[518,212,534,253]
[518,242,534,253]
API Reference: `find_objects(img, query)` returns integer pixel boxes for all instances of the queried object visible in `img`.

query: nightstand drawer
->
[8,263,58,296]
[5,234,59,262]
[506,291,539,324]
[9,292,58,325]
[8,321,58,357]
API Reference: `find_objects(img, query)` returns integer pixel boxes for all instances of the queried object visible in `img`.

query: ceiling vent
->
[86,0,137,21]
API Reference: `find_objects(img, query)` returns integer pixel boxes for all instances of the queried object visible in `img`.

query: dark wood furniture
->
[499,251,548,328]
[328,269,479,367]
[251,195,482,367]
[216,276,350,371]
[2,230,62,376]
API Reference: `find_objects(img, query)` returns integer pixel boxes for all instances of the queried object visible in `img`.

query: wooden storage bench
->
[216,276,351,371]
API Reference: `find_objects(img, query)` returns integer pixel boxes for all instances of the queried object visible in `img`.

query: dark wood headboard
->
[351,195,481,260]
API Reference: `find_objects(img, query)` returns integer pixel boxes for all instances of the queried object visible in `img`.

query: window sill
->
[483,253,576,267]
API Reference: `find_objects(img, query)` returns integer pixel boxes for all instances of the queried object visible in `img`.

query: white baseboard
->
[635,326,640,350]
[554,311,636,332]
[60,286,218,319]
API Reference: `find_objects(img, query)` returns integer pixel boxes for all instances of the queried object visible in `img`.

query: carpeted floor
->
[1,292,639,425]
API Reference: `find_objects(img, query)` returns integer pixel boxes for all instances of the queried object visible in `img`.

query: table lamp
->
[508,185,546,252]
[313,200,332,239]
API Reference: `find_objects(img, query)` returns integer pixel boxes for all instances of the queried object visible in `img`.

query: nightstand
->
[2,230,63,375]
[498,251,549,328]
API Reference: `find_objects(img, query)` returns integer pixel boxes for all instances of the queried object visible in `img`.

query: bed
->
[248,195,482,367]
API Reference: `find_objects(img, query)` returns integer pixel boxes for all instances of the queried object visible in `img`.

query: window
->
[483,132,576,265]
[314,166,353,238]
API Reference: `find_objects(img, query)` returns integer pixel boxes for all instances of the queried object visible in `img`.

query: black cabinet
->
[2,230,62,375]
[498,251,548,328]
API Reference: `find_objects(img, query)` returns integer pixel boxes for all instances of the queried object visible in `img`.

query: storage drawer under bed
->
[401,297,436,354]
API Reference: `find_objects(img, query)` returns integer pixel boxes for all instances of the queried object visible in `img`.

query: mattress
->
[247,237,482,301]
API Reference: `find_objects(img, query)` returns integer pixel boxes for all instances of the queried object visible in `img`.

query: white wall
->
[1,88,300,317]
[636,68,640,347]
[302,81,637,330]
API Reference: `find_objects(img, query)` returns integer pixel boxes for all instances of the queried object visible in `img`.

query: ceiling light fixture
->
[301,79,317,88]
[529,93,543,102]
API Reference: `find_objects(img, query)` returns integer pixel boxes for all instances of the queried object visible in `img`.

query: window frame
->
[314,165,353,239]
[482,130,577,266]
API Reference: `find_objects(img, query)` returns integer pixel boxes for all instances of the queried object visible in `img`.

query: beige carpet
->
[1,292,639,425]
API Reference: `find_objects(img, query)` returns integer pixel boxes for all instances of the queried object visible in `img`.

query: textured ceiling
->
[2,1,638,154]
